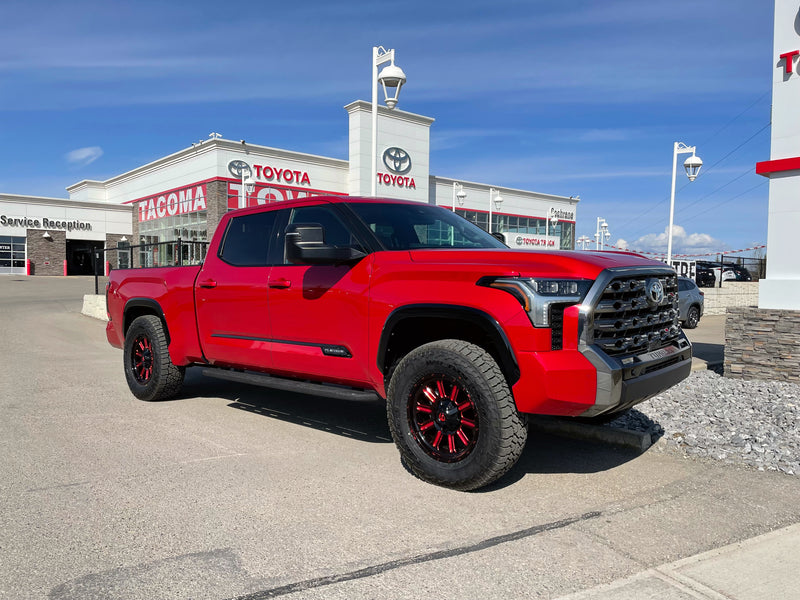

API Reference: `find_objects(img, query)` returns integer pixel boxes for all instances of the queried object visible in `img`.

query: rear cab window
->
[219,211,278,266]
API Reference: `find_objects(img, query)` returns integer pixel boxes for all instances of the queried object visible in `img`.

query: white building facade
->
[0,194,132,275]
[756,0,800,309]
[2,100,579,274]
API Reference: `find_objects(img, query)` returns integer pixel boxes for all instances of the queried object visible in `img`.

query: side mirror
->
[285,223,366,265]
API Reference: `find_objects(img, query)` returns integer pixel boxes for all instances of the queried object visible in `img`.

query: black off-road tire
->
[123,315,185,401]
[683,305,701,329]
[386,339,527,491]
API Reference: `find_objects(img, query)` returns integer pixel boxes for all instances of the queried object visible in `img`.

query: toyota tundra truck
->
[105,196,691,490]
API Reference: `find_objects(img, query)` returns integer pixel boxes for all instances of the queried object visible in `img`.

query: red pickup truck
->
[106,196,691,490]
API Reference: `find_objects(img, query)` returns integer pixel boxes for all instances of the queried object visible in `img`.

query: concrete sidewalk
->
[685,314,725,372]
[555,523,800,599]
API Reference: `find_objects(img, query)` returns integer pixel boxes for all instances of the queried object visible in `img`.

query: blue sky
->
[0,0,774,258]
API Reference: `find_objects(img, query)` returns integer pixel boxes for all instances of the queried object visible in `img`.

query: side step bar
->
[201,368,381,402]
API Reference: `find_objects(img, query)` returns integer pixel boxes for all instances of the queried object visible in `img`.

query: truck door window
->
[219,211,277,266]
[285,205,363,264]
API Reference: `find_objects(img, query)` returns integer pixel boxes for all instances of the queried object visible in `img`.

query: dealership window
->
[560,221,575,249]
[117,240,130,269]
[454,209,574,249]
[0,236,26,274]
[138,211,208,267]
[139,210,208,244]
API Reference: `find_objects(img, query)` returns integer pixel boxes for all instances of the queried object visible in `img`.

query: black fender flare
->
[123,298,169,343]
[377,304,520,384]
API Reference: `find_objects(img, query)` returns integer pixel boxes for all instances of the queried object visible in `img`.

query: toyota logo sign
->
[228,159,252,178]
[382,147,412,174]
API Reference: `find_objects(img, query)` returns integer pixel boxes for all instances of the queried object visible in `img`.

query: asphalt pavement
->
[2,276,797,600]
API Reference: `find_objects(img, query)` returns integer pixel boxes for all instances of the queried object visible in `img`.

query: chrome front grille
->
[592,273,681,357]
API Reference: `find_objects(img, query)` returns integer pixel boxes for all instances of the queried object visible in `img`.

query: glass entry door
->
[0,236,26,275]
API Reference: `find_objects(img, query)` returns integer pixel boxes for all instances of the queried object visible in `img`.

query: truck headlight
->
[486,277,592,327]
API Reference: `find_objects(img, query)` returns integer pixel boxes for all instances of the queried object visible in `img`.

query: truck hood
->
[407,249,669,280]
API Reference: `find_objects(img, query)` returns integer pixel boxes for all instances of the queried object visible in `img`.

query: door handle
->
[269,278,291,289]
[199,279,217,288]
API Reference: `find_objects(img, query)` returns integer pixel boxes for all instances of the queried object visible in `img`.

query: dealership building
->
[0,100,578,276]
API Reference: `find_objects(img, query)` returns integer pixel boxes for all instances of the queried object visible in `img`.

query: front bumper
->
[577,334,692,417]
[510,335,692,417]
[509,266,693,417]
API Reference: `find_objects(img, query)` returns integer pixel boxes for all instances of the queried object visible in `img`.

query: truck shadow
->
[181,367,392,444]
[690,341,724,368]
[489,432,649,491]
[180,368,662,483]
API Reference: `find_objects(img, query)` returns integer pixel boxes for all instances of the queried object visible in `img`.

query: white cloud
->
[64,146,103,167]
[619,225,726,257]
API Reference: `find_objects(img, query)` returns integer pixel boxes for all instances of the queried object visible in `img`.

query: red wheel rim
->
[131,334,154,384]
[407,374,479,462]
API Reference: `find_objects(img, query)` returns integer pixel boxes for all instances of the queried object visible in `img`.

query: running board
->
[201,368,381,402]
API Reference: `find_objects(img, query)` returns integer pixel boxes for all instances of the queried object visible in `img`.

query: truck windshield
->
[347,202,507,250]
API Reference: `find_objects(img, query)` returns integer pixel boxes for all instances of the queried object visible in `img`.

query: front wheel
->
[386,340,527,491]
[123,315,185,401]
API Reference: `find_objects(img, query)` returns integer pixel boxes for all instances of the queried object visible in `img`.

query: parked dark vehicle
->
[678,276,704,329]
[725,263,752,281]
[695,261,752,286]
[695,262,716,288]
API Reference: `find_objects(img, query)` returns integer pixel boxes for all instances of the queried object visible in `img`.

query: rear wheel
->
[123,315,184,401]
[387,340,527,491]
[683,305,700,329]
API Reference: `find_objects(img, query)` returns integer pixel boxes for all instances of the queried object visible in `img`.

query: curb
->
[81,294,108,321]
[553,523,800,600]
[528,416,653,452]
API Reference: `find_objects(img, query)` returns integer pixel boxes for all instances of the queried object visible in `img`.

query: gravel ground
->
[605,370,800,476]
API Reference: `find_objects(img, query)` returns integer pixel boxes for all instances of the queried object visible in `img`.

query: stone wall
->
[703,282,759,315]
[206,180,228,237]
[27,228,65,276]
[105,233,131,271]
[725,307,800,382]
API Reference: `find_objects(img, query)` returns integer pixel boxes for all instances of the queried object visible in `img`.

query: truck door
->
[267,204,372,387]
[195,210,278,370]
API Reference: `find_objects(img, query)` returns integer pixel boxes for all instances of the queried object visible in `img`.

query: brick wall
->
[703,282,759,315]
[105,233,130,270]
[27,229,66,276]
[725,307,800,382]
[206,180,228,237]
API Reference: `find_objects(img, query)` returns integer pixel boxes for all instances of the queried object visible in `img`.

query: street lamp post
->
[449,182,467,245]
[488,188,503,233]
[452,182,466,212]
[595,217,609,251]
[667,142,703,263]
[371,46,407,196]
[576,235,592,250]
[241,166,255,209]
[545,208,559,239]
